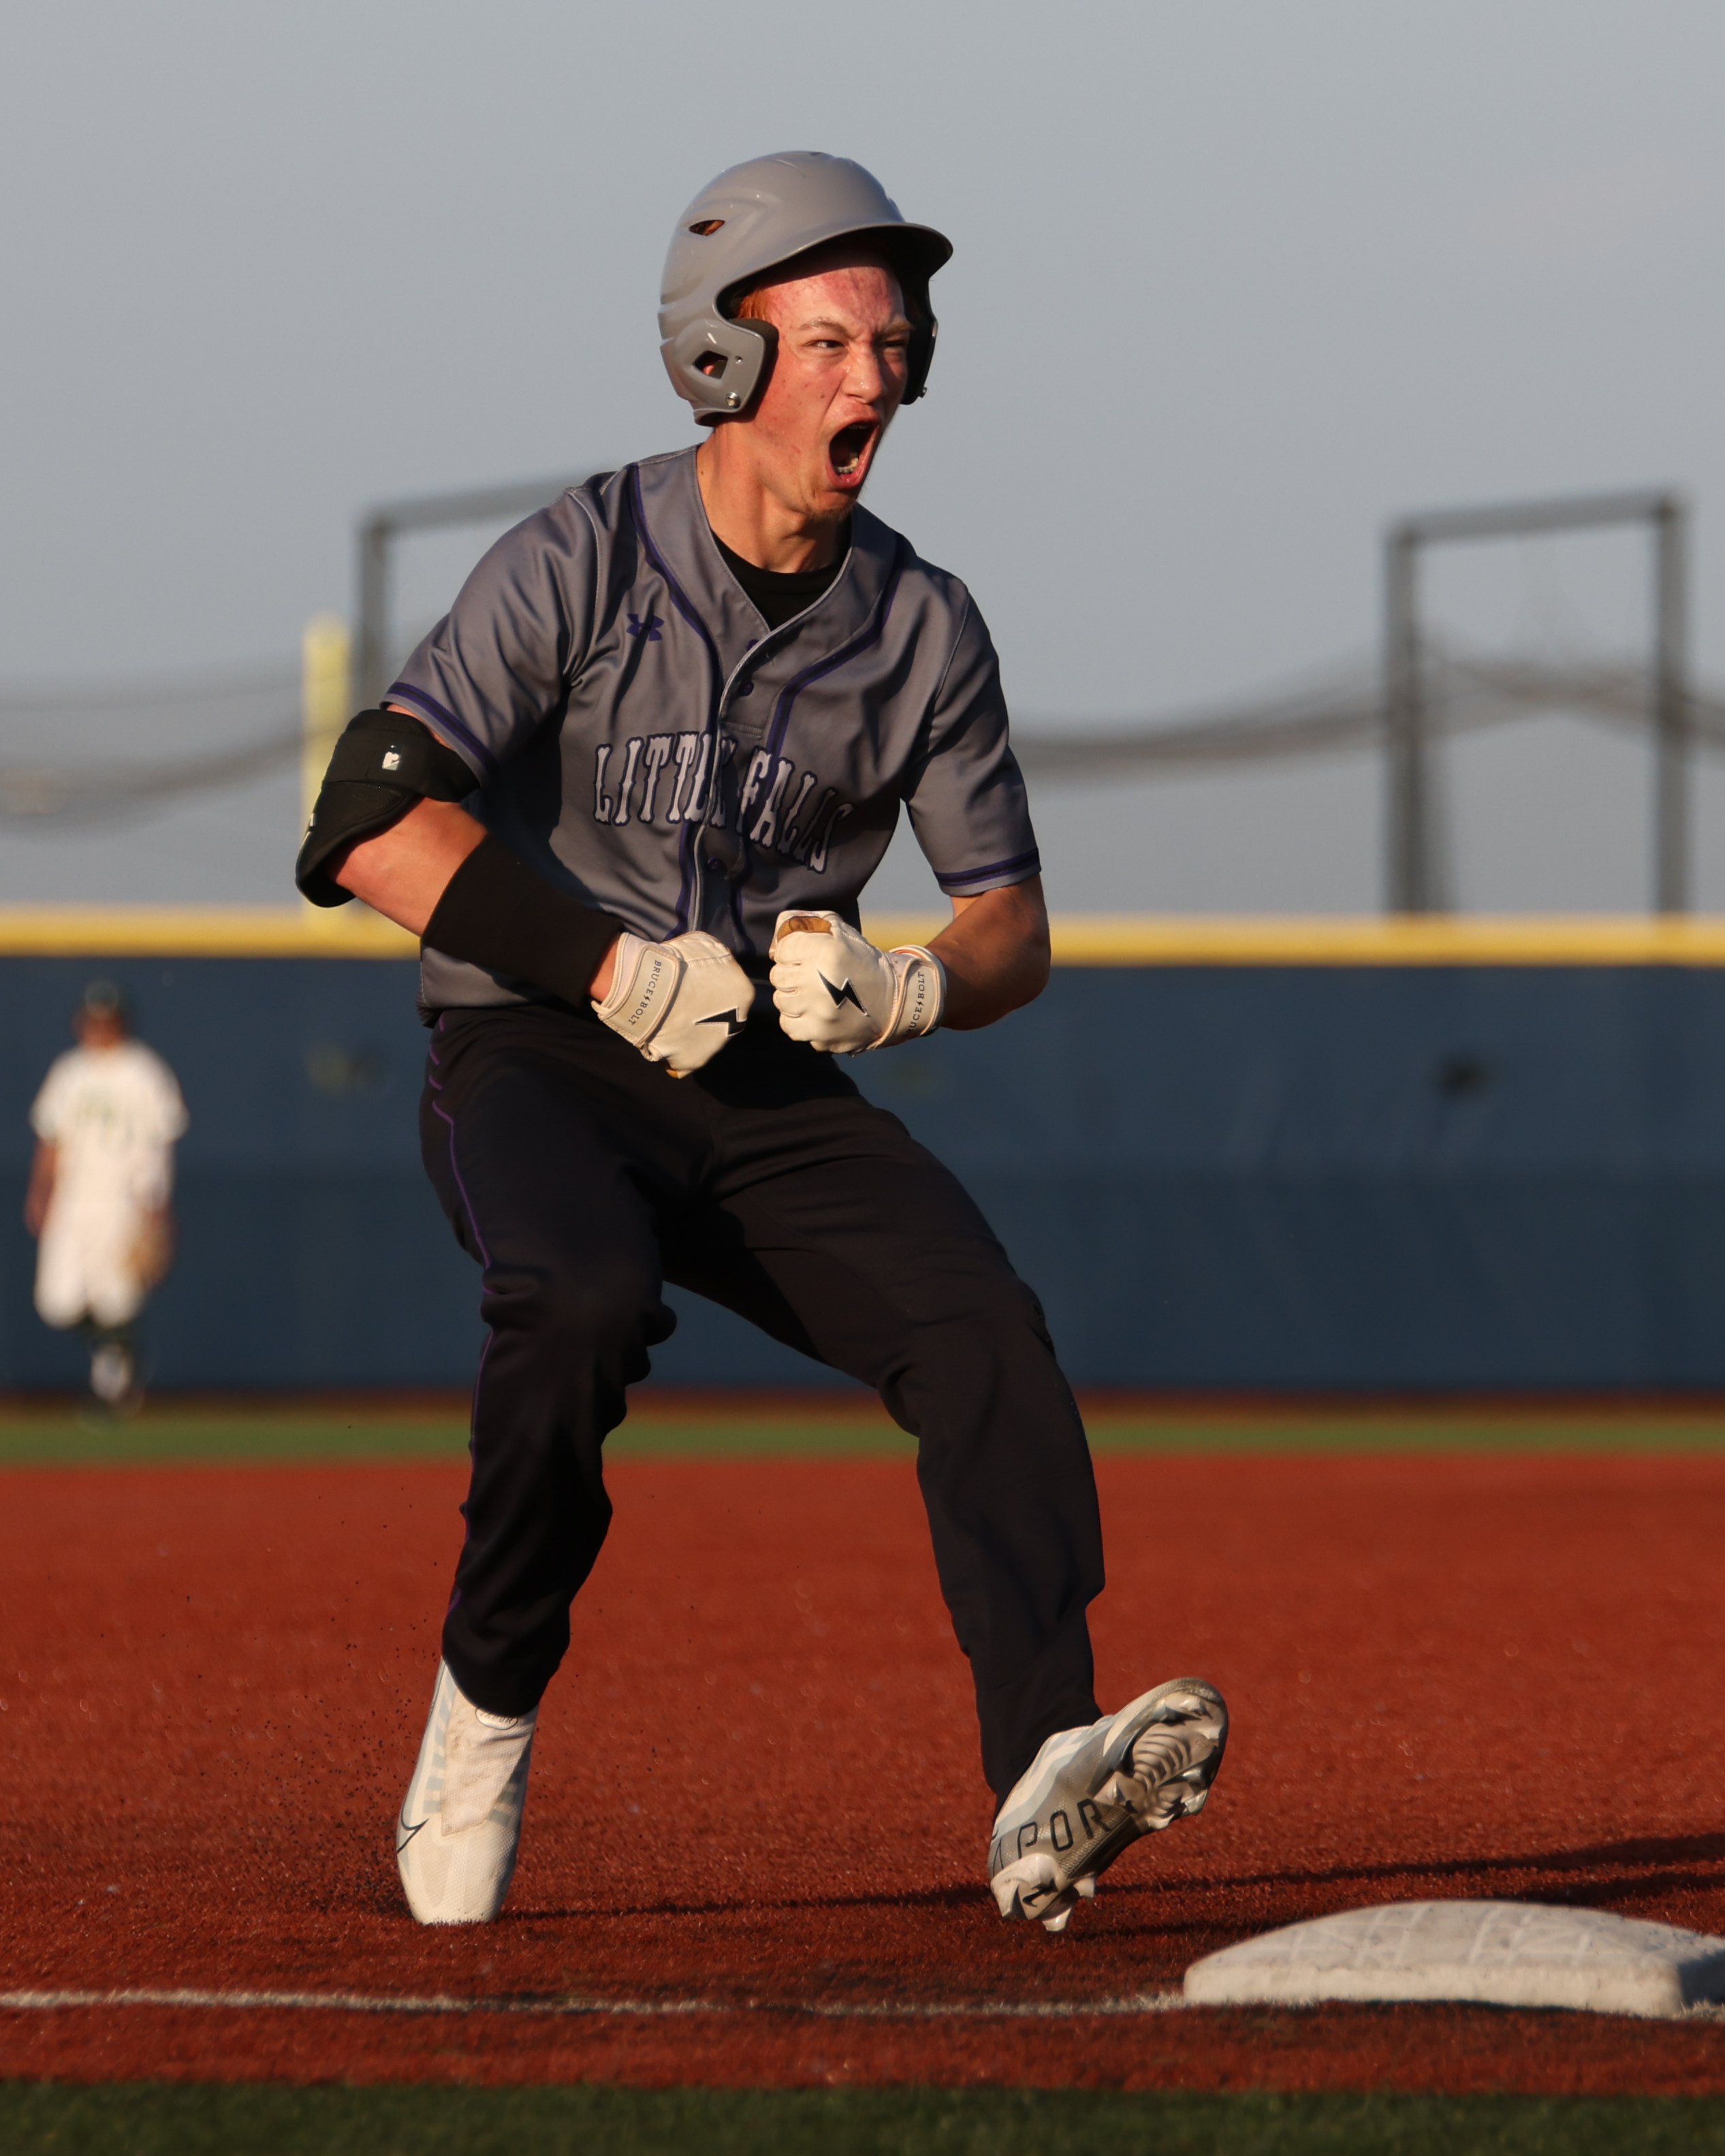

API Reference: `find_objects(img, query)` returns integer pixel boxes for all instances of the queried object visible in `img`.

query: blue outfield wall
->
[2,953,1724,1393]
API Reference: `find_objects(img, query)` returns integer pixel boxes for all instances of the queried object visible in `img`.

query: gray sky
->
[4,0,1725,911]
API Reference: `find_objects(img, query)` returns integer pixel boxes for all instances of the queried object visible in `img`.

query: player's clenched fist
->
[594,930,753,1075]
[769,911,945,1054]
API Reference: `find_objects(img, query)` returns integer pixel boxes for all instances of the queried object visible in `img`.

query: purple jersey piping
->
[385,682,501,780]
[426,1028,490,1568]
[426,1026,489,1569]
[626,466,724,934]
[425,1036,493,1267]
[763,537,907,761]
[935,847,1042,893]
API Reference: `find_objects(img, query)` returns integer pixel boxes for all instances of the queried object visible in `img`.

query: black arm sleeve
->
[422,834,627,1009]
[294,710,478,906]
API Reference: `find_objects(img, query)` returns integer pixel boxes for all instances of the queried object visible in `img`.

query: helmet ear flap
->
[903,313,938,405]
[890,261,937,405]
[663,315,779,420]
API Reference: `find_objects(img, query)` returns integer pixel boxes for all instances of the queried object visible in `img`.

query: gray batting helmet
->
[659,152,953,422]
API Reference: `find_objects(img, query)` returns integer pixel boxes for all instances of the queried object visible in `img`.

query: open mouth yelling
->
[828,422,878,486]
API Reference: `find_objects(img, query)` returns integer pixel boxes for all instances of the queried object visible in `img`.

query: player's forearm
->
[930,877,1051,1031]
[332,798,488,934]
[334,801,624,998]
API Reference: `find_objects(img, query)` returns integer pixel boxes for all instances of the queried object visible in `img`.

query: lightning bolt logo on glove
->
[768,912,945,1054]
[594,930,754,1075]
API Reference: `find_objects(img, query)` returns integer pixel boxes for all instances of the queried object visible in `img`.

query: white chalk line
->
[7,1985,1722,2024]
[0,1985,1190,2022]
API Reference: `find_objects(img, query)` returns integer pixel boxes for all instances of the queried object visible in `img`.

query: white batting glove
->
[594,930,754,1075]
[769,910,945,1054]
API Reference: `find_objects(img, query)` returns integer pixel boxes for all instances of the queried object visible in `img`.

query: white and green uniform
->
[31,1042,187,1329]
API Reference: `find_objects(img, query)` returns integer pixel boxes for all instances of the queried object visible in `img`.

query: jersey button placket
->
[700,622,784,940]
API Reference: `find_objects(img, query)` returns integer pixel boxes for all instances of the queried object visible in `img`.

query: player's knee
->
[89,1288,144,1330]
[34,1271,87,1330]
[553,1265,667,1348]
[484,1252,666,1350]
[956,1263,1052,1350]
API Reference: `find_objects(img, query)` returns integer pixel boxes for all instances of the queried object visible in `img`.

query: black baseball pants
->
[421,1000,1105,1804]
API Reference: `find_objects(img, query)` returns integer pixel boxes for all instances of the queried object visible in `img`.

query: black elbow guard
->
[295,709,478,906]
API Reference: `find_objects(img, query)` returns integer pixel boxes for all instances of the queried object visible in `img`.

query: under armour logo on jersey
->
[698,1009,746,1037]
[821,973,864,1012]
[626,613,663,642]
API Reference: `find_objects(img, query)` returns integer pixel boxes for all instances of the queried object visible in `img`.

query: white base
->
[1184,1899,1725,2018]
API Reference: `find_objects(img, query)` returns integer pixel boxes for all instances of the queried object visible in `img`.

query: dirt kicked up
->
[2,1446,1724,2095]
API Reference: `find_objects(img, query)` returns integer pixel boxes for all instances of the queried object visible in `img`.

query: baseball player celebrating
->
[25,981,187,1414]
[298,153,1227,1931]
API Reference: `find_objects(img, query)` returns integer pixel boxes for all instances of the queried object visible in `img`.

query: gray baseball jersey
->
[390,445,1041,1011]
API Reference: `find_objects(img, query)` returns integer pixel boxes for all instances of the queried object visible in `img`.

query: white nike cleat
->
[988,1677,1228,1933]
[395,1660,537,1924]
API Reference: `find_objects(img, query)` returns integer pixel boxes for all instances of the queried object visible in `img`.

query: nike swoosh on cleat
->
[396,1815,428,1853]
[820,973,864,1011]
[697,1011,746,1035]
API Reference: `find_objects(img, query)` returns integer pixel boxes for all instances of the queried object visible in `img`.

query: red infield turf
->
[3,1447,1725,2093]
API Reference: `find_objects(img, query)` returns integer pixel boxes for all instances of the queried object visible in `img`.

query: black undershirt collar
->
[713,527,848,633]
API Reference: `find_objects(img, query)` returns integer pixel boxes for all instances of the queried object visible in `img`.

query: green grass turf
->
[0,1407,921,1467]
[3,1399,1725,1467]
[6,2085,1725,2155]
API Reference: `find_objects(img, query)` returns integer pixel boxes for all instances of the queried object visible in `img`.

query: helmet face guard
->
[659,152,952,422]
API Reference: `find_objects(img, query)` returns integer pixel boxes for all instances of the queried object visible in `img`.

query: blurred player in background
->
[25,981,188,1416]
